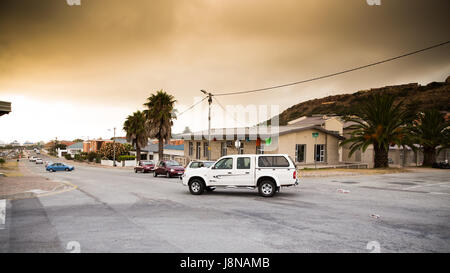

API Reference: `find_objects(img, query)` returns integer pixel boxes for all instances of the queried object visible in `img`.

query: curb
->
[0,181,78,200]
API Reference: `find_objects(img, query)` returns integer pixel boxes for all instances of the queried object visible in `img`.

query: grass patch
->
[0,161,23,176]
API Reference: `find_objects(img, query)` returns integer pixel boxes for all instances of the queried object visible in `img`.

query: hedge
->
[117,155,136,161]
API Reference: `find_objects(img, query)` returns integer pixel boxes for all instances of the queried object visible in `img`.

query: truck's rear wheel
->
[258,180,276,197]
[189,179,204,195]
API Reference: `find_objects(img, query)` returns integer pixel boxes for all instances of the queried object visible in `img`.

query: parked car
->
[134,160,155,173]
[185,160,215,171]
[46,162,75,172]
[35,158,43,164]
[29,156,36,162]
[432,161,450,169]
[154,160,185,178]
[182,154,298,197]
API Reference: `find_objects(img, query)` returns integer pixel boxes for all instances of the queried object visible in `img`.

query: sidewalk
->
[0,161,76,200]
[299,167,411,178]
[43,152,134,171]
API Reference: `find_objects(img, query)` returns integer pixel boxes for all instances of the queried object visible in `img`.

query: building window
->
[315,144,325,162]
[221,142,227,157]
[295,144,306,163]
[188,142,193,156]
[203,142,209,157]
[239,143,244,154]
[256,144,264,154]
[196,142,201,159]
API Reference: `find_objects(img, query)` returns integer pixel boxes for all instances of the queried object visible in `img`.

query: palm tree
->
[340,94,413,168]
[409,109,450,166]
[123,110,148,163]
[143,90,176,161]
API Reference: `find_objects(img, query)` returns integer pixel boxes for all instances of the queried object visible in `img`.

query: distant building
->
[83,139,112,153]
[181,116,345,167]
[133,141,186,165]
[10,140,20,147]
[162,144,186,166]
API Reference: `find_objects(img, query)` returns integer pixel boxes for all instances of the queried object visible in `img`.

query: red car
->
[154,160,185,178]
[134,161,155,173]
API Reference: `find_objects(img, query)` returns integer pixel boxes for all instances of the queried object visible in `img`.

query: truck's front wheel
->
[258,180,276,197]
[189,179,205,195]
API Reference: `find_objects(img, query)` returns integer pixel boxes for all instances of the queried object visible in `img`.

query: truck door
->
[233,156,255,186]
[207,157,235,186]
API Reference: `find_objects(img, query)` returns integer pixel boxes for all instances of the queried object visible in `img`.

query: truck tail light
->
[293,170,296,179]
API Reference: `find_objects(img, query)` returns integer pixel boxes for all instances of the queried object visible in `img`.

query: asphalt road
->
[1,154,449,253]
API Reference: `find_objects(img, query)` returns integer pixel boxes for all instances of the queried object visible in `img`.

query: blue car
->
[46,162,75,172]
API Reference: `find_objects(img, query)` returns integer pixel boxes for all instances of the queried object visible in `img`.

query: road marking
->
[37,181,78,198]
[403,182,450,190]
[0,199,5,228]
[429,192,450,196]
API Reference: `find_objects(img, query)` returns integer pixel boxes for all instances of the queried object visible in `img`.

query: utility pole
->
[113,127,116,167]
[201,90,213,160]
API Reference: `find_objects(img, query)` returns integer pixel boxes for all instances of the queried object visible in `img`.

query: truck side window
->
[237,157,250,169]
[258,156,289,167]
[214,158,233,169]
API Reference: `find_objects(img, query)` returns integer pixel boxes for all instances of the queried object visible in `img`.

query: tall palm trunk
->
[158,137,164,161]
[422,146,436,167]
[373,145,389,168]
[136,145,141,162]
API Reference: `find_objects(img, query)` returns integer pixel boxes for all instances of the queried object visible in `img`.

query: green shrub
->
[87,152,97,162]
[0,158,5,165]
[80,152,88,160]
[118,155,136,161]
[95,156,101,164]
[74,154,83,162]
[64,154,73,160]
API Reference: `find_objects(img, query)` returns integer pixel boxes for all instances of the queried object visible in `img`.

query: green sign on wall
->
[312,132,319,138]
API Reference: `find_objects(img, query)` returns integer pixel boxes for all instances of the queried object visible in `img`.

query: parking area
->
[1,157,449,253]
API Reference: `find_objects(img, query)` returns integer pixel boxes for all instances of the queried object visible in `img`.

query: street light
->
[201,90,213,160]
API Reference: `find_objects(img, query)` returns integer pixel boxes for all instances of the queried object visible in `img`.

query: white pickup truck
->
[182,154,298,197]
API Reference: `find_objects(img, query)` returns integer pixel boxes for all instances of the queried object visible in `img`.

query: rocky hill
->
[272,76,450,125]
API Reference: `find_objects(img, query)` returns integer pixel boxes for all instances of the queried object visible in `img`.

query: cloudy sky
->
[0,0,449,144]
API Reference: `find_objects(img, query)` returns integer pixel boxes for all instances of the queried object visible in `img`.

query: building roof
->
[181,125,345,141]
[59,141,75,147]
[68,142,83,149]
[0,101,11,116]
[164,144,184,151]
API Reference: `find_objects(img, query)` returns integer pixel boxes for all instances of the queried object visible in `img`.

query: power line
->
[176,96,207,117]
[213,40,450,97]
[212,96,247,127]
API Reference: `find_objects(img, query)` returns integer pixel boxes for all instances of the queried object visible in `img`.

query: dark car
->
[154,160,185,178]
[432,161,450,169]
[134,160,155,173]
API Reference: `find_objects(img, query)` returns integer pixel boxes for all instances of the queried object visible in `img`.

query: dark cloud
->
[0,0,449,109]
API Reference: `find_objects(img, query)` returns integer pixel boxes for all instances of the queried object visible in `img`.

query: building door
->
[295,144,305,163]
[315,144,325,162]
[196,142,201,159]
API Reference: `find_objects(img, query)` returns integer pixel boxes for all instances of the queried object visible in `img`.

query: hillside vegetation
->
[273,76,450,125]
